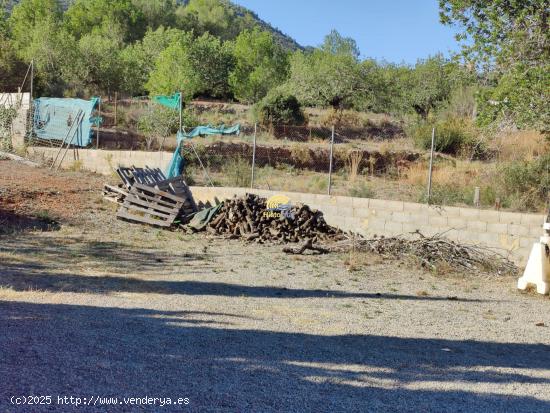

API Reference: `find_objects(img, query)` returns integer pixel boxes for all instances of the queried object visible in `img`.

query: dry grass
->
[347,151,363,182]
[491,130,547,162]
[404,160,494,188]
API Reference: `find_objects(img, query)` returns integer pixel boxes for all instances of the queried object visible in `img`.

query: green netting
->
[152,93,181,110]
[33,97,100,147]
[165,124,241,178]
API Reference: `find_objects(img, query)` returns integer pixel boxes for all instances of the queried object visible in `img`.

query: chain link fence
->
[2,62,546,211]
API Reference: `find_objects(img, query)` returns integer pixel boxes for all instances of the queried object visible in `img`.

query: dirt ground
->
[0,159,549,412]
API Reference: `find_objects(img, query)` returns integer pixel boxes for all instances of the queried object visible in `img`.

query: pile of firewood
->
[204,194,346,244]
[329,231,518,275]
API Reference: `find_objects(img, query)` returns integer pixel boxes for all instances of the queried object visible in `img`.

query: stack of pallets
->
[117,183,185,227]
[103,166,197,227]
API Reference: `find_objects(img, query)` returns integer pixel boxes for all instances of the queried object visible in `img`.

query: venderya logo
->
[264,195,295,219]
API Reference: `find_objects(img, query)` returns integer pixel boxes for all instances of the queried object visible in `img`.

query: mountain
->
[4,0,302,51]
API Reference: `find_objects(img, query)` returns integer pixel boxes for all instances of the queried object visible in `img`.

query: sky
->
[233,0,462,64]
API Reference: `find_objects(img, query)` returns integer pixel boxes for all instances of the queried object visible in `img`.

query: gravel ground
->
[0,161,549,412]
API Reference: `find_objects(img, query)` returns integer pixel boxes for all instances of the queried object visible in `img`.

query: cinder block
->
[384,221,403,233]
[467,220,487,231]
[507,224,529,237]
[408,214,429,225]
[318,205,338,217]
[334,195,354,207]
[344,217,362,230]
[479,209,501,223]
[369,198,404,211]
[392,212,414,223]
[520,237,535,248]
[440,206,461,217]
[326,216,346,229]
[457,230,479,243]
[351,197,370,209]
[403,201,425,212]
[487,223,508,234]
[447,217,467,229]
[459,207,480,219]
[477,232,500,246]
[335,206,354,218]
[528,225,543,238]
[499,211,522,224]
[499,234,520,251]
[520,213,544,226]
[428,216,448,226]
[368,219,386,232]
[402,223,422,233]
[352,207,372,219]
[368,209,394,219]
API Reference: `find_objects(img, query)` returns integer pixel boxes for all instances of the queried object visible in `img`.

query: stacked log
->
[205,194,346,244]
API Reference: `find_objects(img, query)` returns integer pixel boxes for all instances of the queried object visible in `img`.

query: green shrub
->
[255,92,306,126]
[418,184,471,206]
[224,157,251,187]
[349,182,375,198]
[410,117,481,156]
[499,154,550,211]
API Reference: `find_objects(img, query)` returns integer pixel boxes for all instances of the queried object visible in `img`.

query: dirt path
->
[0,161,549,412]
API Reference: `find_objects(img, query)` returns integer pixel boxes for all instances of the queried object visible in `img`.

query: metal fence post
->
[427,127,435,204]
[96,97,101,149]
[328,125,335,195]
[251,123,257,188]
[114,91,118,128]
[28,58,34,140]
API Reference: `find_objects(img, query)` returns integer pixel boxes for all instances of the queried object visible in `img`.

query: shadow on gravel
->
[1,300,549,412]
[0,271,489,302]
[0,235,208,275]
[0,210,60,234]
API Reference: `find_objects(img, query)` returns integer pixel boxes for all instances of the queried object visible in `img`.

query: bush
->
[320,109,362,128]
[348,182,374,198]
[410,117,483,157]
[255,92,306,126]
[499,154,550,211]
[224,157,251,187]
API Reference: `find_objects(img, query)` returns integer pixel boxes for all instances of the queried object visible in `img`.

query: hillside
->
[4,0,302,50]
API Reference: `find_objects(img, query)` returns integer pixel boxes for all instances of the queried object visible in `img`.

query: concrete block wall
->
[28,147,173,175]
[24,147,543,265]
[0,92,30,149]
[190,186,544,266]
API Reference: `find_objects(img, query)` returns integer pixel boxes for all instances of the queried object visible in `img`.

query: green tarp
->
[165,124,241,178]
[185,203,223,231]
[153,93,181,110]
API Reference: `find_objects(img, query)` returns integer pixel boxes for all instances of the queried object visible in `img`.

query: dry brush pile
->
[194,194,518,275]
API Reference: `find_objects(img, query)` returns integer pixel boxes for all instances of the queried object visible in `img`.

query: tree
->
[0,34,27,91]
[146,32,234,100]
[401,55,455,120]
[120,27,184,95]
[286,49,363,110]
[9,0,77,95]
[65,0,146,43]
[440,0,548,70]
[72,31,125,97]
[8,0,62,52]
[229,28,289,103]
[440,0,549,130]
[131,0,177,30]
[255,91,305,126]
[179,0,238,40]
[321,29,360,60]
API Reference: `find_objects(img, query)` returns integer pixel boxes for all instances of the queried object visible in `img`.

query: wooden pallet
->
[154,176,197,218]
[116,183,184,227]
[116,166,166,189]
[103,184,128,205]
